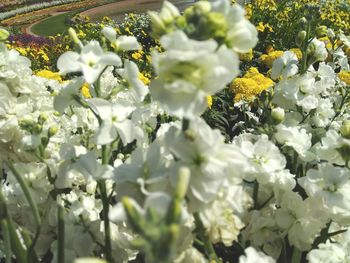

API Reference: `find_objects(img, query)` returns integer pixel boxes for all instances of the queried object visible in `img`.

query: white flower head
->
[150,31,238,118]
[57,40,122,84]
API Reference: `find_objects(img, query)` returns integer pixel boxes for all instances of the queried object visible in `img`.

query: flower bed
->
[1,1,350,263]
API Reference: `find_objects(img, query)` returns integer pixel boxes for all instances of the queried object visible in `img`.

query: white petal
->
[57,51,81,75]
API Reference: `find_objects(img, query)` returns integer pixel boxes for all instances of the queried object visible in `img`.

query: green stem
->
[1,219,12,263]
[194,212,220,262]
[57,205,65,263]
[291,247,302,263]
[99,180,113,262]
[7,162,41,226]
[253,180,259,209]
[0,186,27,263]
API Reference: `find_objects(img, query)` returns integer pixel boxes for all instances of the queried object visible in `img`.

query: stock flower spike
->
[2,0,350,262]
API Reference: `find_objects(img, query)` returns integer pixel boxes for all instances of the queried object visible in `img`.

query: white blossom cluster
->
[1,0,350,263]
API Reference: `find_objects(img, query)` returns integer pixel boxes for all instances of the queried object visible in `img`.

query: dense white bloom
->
[307,241,348,263]
[57,40,122,84]
[271,51,299,80]
[200,199,244,246]
[164,118,246,210]
[307,38,328,63]
[298,163,350,222]
[150,31,239,118]
[239,247,275,263]
[274,124,314,161]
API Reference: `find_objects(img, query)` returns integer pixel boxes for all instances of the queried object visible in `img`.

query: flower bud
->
[48,126,58,137]
[174,167,191,200]
[340,120,350,139]
[193,1,211,13]
[298,17,308,26]
[68,28,82,48]
[316,26,327,38]
[271,107,285,124]
[0,28,10,41]
[33,124,43,134]
[38,113,48,124]
[75,258,107,263]
[296,31,306,47]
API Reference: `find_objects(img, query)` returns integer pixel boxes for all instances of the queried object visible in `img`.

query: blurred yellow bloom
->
[36,70,62,82]
[339,71,350,86]
[260,50,284,68]
[207,95,213,109]
[256,22,273,32]
[81,83,92,98]
[138,72,150,85]
[132,52,142,60]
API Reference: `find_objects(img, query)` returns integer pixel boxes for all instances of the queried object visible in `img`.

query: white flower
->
[200,199,244,246]
[116,60,149,104]
[53,78,85,114]
[164,118,246,210]
[298,163,350,222]
[274,124,314,161]
[212,1,258,53]
[57,40,122,84]
[307,38,328,63]
[239,247,275,263]
[307,241,347,263]
[88,98,141,145]
[150,31,238,118]
[102,26,140,51]
[271,51,299,80]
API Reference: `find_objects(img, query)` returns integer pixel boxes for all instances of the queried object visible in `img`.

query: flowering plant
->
[1,1,350,263]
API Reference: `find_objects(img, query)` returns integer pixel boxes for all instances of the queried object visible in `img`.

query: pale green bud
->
[271,107,285,124]
[316,26,327,38]
[48,126,58,137]
[298,17,308,26]
[340,120,350,139]
[68,28,82,48]
[33,124,43,134]
[38,113,48,124]
[148,11,167,36]
[296,30,307,47]
[0,28,10,41]
[19,119,34,130]
[175,167,191,200]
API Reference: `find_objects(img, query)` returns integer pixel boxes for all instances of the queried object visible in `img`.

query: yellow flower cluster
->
[230,67,274,102]
[338,71,350,86]
[256,22,273,33]
[259,50,284,68]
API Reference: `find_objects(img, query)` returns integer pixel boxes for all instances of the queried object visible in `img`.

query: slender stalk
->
[253,180,259,209]
[7,162,41,226]
[1,219,12,263]
[99,180,113,262]
[0,186,27,263]
[194,212,220,262]
[291,247,302,263]
[57,205,65,263]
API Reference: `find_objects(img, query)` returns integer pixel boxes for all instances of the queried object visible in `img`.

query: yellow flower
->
[138,72,150,85]
[81,83,92,98]
[207,95,213,109]
[339,71,350,86]
[230,67,273,102]
[256,22,265,32]
[36,70,62,82]
[132,52,142,60]
[260,51,284,68]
